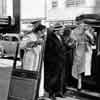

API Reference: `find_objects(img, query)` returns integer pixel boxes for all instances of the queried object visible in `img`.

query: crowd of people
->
[19,16,97,100]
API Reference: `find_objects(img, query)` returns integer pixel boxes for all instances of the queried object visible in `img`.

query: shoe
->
[63,87,67,94]
[49,96,56,100]
[55,92,65,98]
[77,88,82,92]
[49,94,56,100]
[38,96,46,100]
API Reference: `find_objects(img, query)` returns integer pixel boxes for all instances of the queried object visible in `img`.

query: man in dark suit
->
[44,23,66,99]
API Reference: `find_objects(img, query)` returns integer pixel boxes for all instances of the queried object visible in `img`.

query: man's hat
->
[53,23,64,31]
[75,15,85,21]
[31,19,41,24]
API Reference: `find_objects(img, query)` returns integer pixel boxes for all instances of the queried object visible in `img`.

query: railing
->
[0,16,11,26]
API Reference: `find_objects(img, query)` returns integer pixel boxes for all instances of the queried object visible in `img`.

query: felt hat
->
[53,23,64,31]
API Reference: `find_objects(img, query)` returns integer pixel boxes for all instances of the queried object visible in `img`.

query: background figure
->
[70,22,87,90]
[20,23,46,98]
[70,16,96,90]
[44,23,66,99]
[20,20,42,67]
[20,25,42,70]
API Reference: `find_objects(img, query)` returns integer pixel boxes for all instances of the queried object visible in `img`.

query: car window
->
[12,36,18,42]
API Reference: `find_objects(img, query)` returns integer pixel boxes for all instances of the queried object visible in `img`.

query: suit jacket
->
[45,32,66,68]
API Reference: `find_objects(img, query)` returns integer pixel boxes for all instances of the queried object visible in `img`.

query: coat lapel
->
[52,33,63,48]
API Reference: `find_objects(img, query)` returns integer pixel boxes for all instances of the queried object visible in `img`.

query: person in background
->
[34,25,46,99]
[70,16,96,90]
[20,23,46,100]
[44,23,66,100]
[20,20,42,63]
[21,24,45,70]
[31,20,41,31]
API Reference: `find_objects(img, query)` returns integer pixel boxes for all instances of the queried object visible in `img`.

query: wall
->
[0,0,6,16]
[6,0,13,17]
[93,0,100,14]
[21,0,45,19]
[46,0,100,21]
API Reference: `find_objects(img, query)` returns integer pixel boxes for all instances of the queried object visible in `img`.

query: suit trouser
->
[44,63,65,95]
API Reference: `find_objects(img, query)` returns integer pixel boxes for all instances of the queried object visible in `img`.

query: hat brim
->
[31,20,41,24]
[53,26,64,31]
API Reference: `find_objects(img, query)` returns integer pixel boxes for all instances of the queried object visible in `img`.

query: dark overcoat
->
[44,32,66,94]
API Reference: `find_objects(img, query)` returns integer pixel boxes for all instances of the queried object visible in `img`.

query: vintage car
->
[0,33,20,58]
